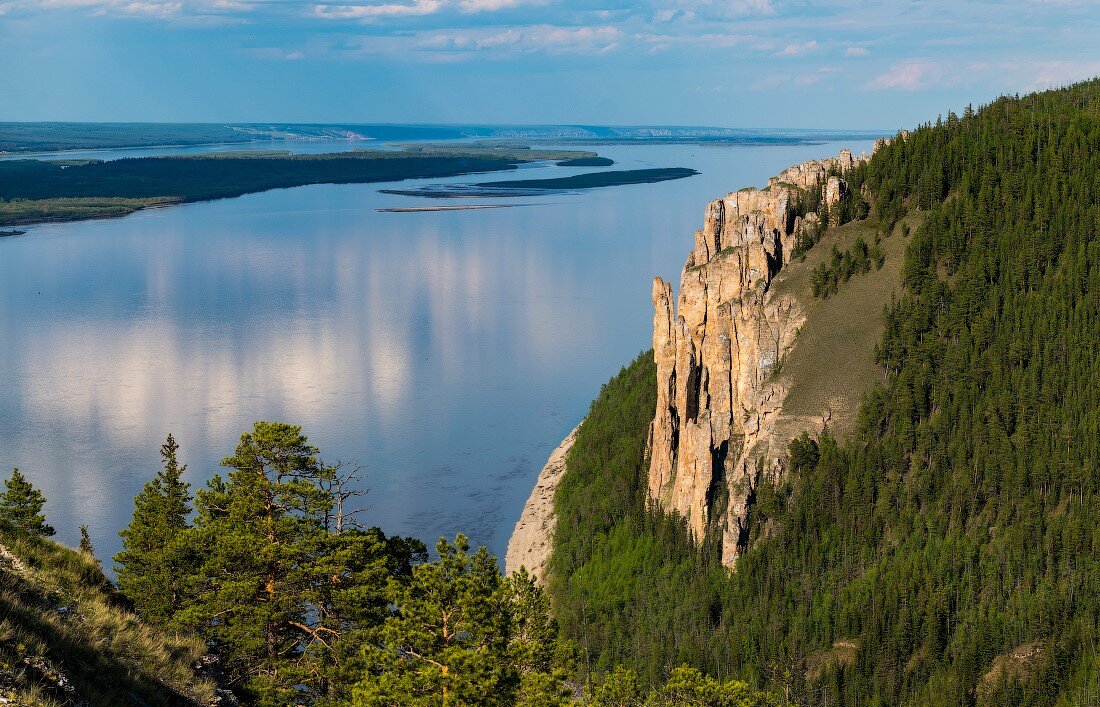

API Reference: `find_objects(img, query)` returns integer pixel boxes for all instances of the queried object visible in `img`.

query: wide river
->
[0,137,875,565]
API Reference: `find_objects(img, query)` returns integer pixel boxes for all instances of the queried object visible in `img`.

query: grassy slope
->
[769,211,921,440]
[0,527,216,706]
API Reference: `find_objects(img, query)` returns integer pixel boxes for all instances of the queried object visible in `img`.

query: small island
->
[377,204,520,213]
[380,167,699,198]
[555,156,615,167]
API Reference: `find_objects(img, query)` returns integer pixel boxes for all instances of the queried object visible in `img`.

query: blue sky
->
[2,0,1099,128]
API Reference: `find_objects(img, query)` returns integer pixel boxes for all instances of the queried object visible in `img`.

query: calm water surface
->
[0,139,874,564]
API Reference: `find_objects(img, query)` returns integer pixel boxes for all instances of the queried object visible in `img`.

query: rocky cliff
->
[505,424,581,584]
[647,148,869,566]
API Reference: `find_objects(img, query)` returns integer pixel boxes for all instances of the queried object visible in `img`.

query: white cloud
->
[35,0,180,13]
[862,57,1100,94]
[845,46,869,57]
[324,23,625,59]
[313,0,443,19]
[252,47,305,59]
[1024,59,1100,89]
[724,0,773,15]
[8,0,255,17]
[439,24,623,52]
[312,0,536,19]
[456,0,524,12]
[865,59,944,91]
[776,39,817,57]
[667,0,771,20]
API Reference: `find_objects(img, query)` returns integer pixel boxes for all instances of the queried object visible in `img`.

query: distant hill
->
[0,122,886,155]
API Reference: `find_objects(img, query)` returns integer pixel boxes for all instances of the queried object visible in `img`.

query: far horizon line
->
[0,120,892,133]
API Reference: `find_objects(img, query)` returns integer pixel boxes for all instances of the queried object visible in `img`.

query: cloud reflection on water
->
[0,140,875,567]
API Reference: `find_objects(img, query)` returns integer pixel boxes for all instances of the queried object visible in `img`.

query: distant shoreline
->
[0,146,594,228]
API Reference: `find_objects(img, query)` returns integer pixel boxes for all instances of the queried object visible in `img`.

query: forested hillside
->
[549,80,1100,706]
[0,424,786,706]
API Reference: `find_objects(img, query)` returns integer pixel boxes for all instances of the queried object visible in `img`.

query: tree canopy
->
[0,467,55,537]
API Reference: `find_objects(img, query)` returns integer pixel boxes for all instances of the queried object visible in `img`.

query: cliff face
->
[505,424,581,584]
[647,149,866,566]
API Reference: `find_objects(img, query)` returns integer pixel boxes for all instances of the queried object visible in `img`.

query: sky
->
[1,0,1099,128]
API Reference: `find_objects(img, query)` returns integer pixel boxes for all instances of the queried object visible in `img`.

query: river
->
[0,136,876,565]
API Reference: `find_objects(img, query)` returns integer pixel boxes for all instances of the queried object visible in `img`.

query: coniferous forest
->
[2,79,1100,705]
[549,80,1100,706]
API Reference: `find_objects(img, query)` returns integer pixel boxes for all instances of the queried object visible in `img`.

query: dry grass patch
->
[805,638,860,681]
[769,211,923,443]
[0,526,216,706]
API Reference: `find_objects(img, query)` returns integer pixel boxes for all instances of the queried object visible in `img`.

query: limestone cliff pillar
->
[648,278,677,501]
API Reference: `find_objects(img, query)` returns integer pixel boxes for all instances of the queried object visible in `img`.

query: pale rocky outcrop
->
[872,130,908,155]
[647,149,866,566]
[505,424,581,584]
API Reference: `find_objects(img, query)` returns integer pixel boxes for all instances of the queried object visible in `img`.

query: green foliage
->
[789,173,869,261]
[550,79,1100,706]
[831,185,870,226]
[353,535,569,707]
[809,236,885,298]
[0,152,522,205]
[585,665,782,706]
[0,468,54,537]
[178,422,352,703]
[115,433,193,628]
[642,666,783,707]
[0,122,251,153]
[113,422,429,704]
[471,168,698,190]
[790,220,822,260]
[587,666,643,706]
[787,433,820,474]
[78,524,95,557]
[0,196,178,227]
[549,352,743,686]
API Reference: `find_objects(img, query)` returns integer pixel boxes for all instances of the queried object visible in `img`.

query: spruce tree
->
[114,433,193,627]
[0,468,54,536]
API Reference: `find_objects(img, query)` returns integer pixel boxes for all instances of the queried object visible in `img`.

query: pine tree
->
[586,666,642,707]
[114,433,193,627]
[178,421,337,704]
[354,534,517,706]
[507,568,571,707]
[78,525,95,556]
[0,468,54,536]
